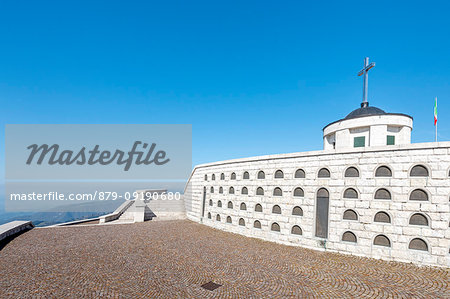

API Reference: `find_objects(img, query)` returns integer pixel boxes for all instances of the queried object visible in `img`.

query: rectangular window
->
[353,136,365,148]
[387,135,395,145]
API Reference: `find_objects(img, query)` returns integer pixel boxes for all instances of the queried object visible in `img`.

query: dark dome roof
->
[345,105,386,120]
[323,102,413,131]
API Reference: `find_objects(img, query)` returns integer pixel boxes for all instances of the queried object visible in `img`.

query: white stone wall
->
[183,142,450,268]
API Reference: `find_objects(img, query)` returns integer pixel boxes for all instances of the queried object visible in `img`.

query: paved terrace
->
[0,220,448,298]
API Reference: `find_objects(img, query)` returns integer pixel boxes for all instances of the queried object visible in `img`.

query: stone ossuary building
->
[183,60,449,268]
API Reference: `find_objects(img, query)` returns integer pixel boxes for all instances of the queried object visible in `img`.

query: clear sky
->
[1,0,449,178]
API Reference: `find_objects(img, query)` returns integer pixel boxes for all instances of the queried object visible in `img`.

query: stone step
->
[117,199,186,222]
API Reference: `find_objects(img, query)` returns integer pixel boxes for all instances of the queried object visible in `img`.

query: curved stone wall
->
[183,142,450,267]
[323,114,413,150]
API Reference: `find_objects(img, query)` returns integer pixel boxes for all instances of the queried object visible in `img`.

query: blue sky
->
[1,0,449,178]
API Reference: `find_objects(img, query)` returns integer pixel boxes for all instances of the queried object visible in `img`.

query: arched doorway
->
[315,188,329,238]
[201,186,206,218]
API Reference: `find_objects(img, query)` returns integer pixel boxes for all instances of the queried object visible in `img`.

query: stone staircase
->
[115,199,186,223]
[144,199,186,221]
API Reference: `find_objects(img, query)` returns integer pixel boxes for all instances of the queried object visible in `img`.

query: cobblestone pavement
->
[0,220,448,298]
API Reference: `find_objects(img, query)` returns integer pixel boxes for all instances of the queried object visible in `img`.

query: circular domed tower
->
[323,103,413,150]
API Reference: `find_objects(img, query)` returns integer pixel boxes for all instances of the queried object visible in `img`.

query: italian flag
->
[434,97,438,126]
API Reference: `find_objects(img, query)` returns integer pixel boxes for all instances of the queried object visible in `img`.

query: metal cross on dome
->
[358,57,375,108]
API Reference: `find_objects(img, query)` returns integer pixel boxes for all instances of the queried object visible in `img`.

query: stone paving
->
[0,220,448,298]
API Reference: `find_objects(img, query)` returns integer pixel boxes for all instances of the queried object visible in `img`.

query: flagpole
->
[435,96,438,143]
[435,118,437,142]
